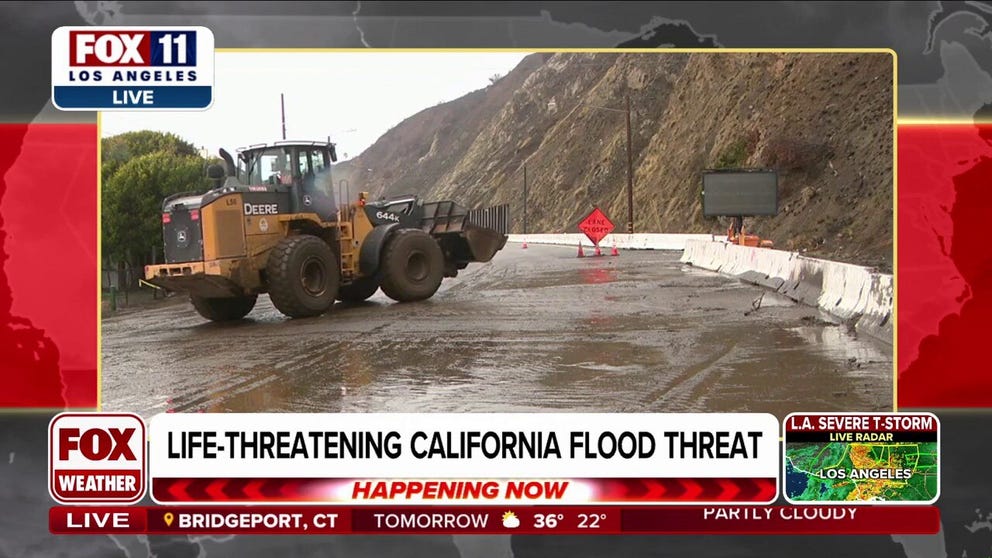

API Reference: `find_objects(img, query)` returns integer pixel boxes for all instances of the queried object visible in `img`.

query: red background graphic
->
[0,124,97,409]
[897,123,992,408]
[0,123,989,410]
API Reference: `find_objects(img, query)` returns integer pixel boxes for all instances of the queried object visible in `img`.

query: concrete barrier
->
[507,234,892,343]
[857,274,894,342]
[779,258,823,308]
[681,239,893,344]
[507,233,716,251]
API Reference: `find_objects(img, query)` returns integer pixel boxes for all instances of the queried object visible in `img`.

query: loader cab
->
[236,141,339,219]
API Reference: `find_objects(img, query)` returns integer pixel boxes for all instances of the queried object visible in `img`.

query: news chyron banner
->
[783,413,940,505]
[141,413,779,506]
[50,26,214,110]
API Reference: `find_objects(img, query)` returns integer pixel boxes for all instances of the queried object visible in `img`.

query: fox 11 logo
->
[49,413,146,504]
[51,26,214,111]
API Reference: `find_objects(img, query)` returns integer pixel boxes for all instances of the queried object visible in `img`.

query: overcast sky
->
[100,52,531,160]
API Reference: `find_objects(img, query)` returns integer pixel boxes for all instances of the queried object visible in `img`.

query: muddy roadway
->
[102,244,891,418]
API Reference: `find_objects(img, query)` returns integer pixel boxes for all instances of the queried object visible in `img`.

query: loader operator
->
[299,146,337,220]
[267,149,294,185]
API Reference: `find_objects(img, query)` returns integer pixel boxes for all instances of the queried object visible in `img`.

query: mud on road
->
[101,245,891,418]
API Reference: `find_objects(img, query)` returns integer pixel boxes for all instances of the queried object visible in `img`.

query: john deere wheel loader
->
[143,140,507,321]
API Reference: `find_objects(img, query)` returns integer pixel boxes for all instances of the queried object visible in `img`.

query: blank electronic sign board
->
[702,170,778,217]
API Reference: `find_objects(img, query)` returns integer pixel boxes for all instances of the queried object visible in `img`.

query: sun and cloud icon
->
[501,511,520,529]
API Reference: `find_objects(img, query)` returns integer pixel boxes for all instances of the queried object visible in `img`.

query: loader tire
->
[190,294,257,322]
[380,228,444,302]
[266,235,339,318]
[337,276,379,302]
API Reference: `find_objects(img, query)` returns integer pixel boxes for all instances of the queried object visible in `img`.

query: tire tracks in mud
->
[130,314,400,415]
[639,340,739,411]
[102,245,891,416]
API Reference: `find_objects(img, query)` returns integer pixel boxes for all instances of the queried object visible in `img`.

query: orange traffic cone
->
[611,244,619,256]
[594,244,602,257]
[522,241,528,249]
[577,243,585,258]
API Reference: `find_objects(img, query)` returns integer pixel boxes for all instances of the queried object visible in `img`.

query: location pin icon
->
[164,512,174,527]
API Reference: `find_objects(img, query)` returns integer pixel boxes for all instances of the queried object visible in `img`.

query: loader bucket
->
[461,222,508,262]
[419,201,508,263]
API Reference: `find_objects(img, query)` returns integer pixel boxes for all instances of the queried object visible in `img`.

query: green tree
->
[101,130,198,186]
[102,151,208,265]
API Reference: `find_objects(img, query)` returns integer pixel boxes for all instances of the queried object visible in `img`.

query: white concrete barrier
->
[681,239,893,344]
[507,233,716,251]
[681,238,720,269]
[507,234,892,343]
[858,274,894,342]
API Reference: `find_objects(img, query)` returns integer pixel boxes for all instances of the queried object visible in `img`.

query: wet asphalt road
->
[102,244,892,417]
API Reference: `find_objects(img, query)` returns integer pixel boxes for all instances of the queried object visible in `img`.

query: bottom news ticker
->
[50,505,940,535]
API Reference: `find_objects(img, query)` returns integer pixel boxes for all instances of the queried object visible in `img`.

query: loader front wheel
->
[380,228,444,302]
[266,235,339,318]
[337,276,380,302]
[190,294,257,322]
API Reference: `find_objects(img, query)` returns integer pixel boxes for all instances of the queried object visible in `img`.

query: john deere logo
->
[176,230,188,243]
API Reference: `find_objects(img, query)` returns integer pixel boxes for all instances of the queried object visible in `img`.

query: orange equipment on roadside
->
[727,217,774,249]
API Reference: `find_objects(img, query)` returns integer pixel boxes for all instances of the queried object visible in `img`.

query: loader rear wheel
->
[380,228,444,302]
[337,276,380,302]
[266,235,339,318]
[190,294,257,322]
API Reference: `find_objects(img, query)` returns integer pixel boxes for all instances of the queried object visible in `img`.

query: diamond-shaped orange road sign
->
[578,207,615,245]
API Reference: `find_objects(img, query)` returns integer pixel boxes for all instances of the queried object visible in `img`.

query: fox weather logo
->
[51,26,214,111]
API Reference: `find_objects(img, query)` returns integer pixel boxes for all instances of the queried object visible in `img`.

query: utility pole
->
[567,96,635,232]
[280,93,287,140]
[523,164,528,235]
[625,93,634,234]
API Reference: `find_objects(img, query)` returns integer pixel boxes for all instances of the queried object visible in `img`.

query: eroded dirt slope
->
[338,52,893,269]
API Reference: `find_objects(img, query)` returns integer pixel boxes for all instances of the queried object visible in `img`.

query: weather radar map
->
[784,413,939,504]
[785,440,939,503]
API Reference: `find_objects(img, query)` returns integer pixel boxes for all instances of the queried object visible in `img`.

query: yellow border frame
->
[88,48,900,414]
[898,119,986,126]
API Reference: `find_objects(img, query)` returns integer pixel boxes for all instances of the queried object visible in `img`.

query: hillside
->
[336,52,893,269]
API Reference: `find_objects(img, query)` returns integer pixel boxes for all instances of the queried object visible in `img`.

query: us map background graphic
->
[0,2,990,557]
